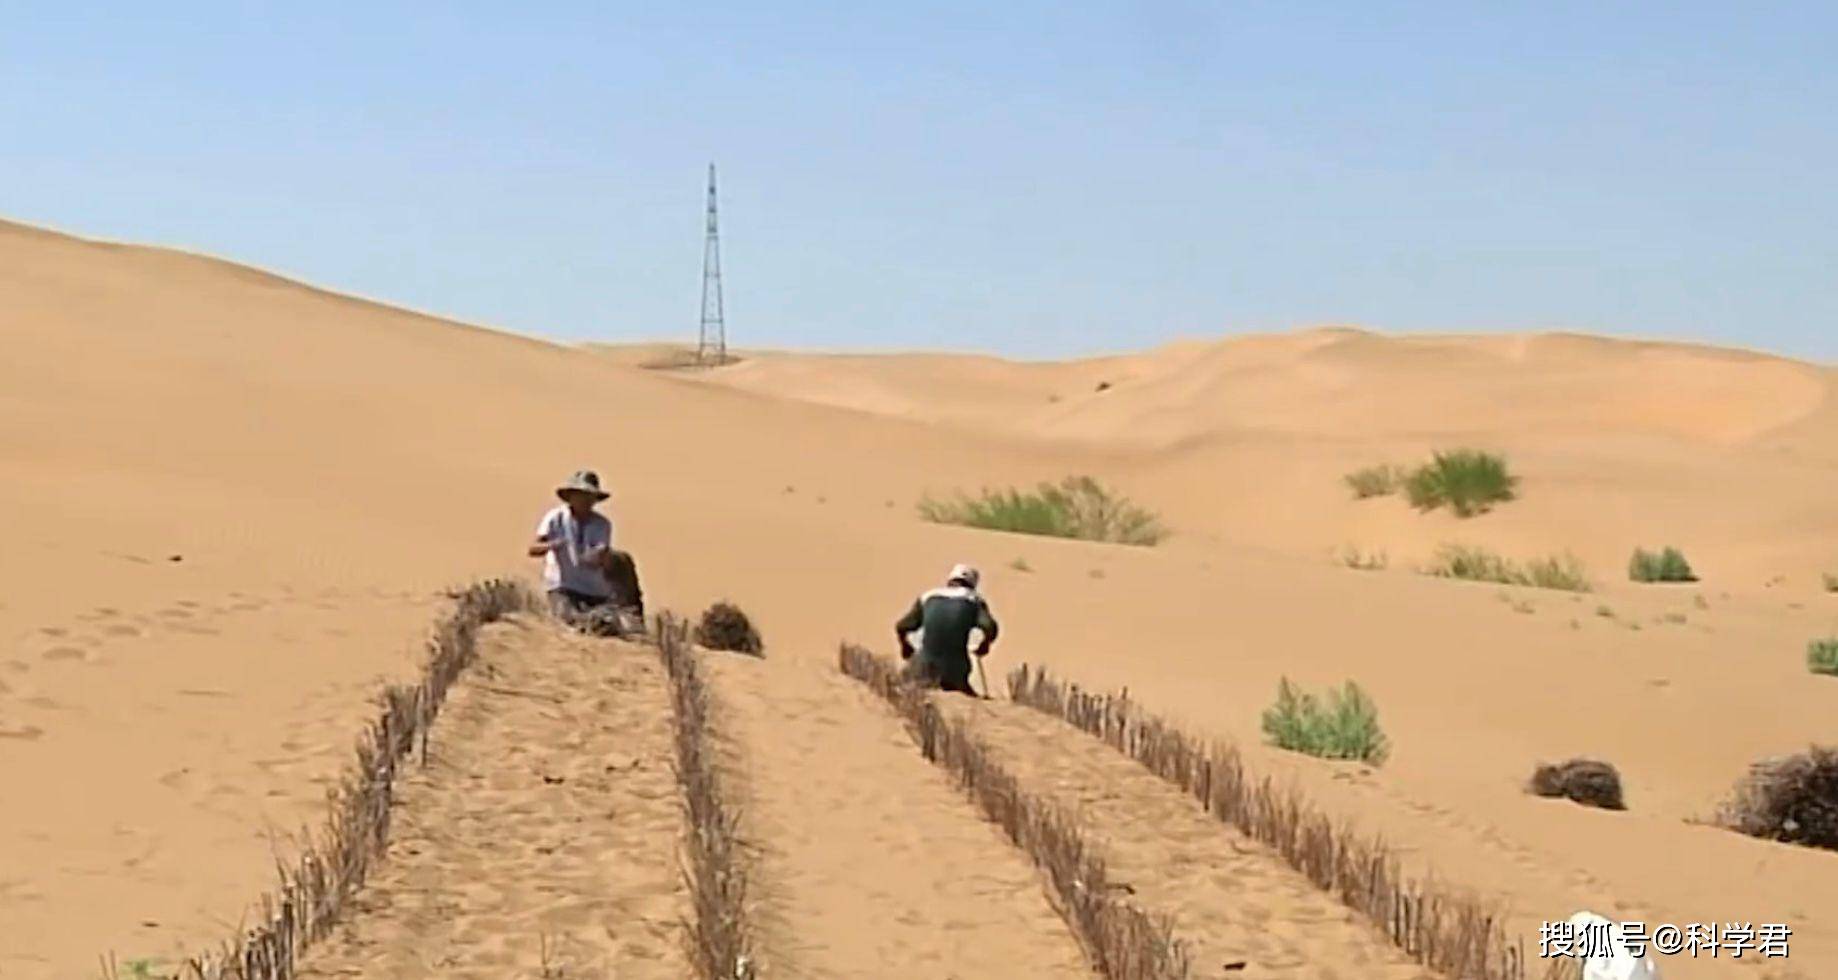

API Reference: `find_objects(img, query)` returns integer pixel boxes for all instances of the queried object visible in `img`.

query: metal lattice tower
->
[697,163,726,364]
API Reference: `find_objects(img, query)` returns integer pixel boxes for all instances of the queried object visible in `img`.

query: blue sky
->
[4,3,1833,361]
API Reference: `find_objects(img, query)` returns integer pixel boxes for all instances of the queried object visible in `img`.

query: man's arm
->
[528,511,560,558]
[973,600,999,656]
[894,598,924,658]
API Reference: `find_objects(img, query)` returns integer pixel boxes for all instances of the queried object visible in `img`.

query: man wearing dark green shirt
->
[895,563,999,696]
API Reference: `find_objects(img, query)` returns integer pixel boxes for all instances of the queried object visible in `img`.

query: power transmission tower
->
[697,162,726,364]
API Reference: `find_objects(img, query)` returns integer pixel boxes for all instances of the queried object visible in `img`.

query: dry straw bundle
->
[110,579,537,980]
[839,643,1191,980]
[1718,745,1838,851]
[657,614,756,979]
[1528,759,1626,811]
[694,601,764,656]
[1008,665,1527,980]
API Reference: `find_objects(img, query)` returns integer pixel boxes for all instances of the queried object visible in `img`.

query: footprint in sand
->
[104,623,142,637]
[0,722,46,740]
[42,645,93,663]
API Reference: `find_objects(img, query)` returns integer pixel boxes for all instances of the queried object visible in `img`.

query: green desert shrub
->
[918,475,1166,546]
[1823,572,1838,593]
[1403,449,1518,517]
[1344,463,1404,499]
[1424,544,1591,592]
[1261,678,1390,764]
[1810,638,1838,677]
[1629,546,1698,583]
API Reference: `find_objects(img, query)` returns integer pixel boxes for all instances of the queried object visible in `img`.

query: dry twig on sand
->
[659,614,756,978]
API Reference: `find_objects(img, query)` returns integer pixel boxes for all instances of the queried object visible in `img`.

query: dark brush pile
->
[1719,746,1838,851]
[695,601,763,656]
[1529,759,1626,811]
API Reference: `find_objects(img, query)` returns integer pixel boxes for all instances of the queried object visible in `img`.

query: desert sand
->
[296,619,688,979]
[2,216,1834,978]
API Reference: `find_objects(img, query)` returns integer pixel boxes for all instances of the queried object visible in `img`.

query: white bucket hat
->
[947,563,980,589]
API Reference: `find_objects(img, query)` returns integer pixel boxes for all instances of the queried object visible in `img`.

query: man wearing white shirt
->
[529,470,643,632]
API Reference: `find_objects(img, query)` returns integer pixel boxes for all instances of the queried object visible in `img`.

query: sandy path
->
[931,693,1436,980]
[295,619,688,979]
[705,653,1093,979]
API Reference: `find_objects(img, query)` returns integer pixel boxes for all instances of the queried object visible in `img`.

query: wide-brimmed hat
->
[556,470,610,502]
[946,563,980,589]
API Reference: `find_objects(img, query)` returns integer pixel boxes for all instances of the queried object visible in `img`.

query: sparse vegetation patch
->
[918,475,1166,546]
[1403,449,1518,517]
[1808,638,1838,677]
[1423,545,1592,593]
[1823,572,1838,593]
[1529,759,1626,811]
[1718,745,1838,852]
[1338,546,1388,571]
[1628,547,1698,583]
[1261,678,1390,764]
[1344,463,1405,499]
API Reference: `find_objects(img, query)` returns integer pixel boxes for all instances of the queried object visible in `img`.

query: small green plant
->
[918,475,1166,546]
[1008,556,1034,573]
[1338,546,1388,571]
[1423,544,1591,592]
[1403,449,1518,517]
[1344,464,1404,499]
[1823,572,1838,593]
[1261,678,1390,764]
[1810,638,1838,677]
[1595,604,1616,619]
[120,960,168,980]
[1629,546,1698,583]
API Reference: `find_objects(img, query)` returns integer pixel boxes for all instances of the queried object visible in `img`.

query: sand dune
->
[3,217,1834,979]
